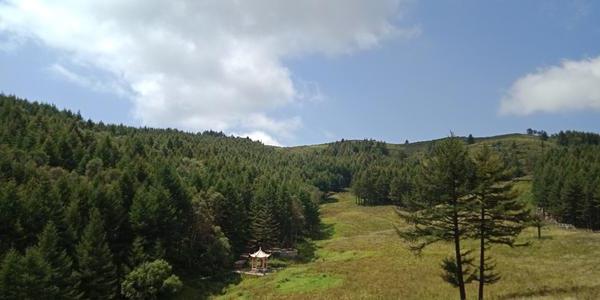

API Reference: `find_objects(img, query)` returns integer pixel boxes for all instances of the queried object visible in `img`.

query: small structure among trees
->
[249,247,271,273]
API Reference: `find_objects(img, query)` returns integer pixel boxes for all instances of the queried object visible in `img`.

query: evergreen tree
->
[389,167,412,206]
[76,208,118,299]
[128,236,149,269]
[250,203,280,249]
[560,175,583,225]
[37,221,82,299]
[397,136,475,300]
[471,145,530,300]
[0,249,23,300]
[0,248,57,300]
[467,134,475,144]
[129,185,177,249]
[0,181,24,253]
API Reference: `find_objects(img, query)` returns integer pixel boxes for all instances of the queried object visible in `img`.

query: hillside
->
[1,95,598,299]
[212,191,600,299]
[290,133,549,166]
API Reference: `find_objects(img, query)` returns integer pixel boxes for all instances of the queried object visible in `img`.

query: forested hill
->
[0,94,408,298]
[0,95,324,297]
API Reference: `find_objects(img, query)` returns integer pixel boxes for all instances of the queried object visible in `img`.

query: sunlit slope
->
[289,133,550,155]
[212,190,600,299]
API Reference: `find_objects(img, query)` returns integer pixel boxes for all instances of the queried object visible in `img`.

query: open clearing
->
[208,191,600,299]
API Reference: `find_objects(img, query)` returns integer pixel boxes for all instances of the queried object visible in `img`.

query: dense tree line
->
[554,130,600,146]
[351,162,417,206]
[351,138,534,206]
[0,95,366,298]
[532,137,600,230]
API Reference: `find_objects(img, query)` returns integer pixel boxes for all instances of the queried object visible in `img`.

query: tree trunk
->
[453,202,467,300]
[537,223,541,239]
[478,204,485,300]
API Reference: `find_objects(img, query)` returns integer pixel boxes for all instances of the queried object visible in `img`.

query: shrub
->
[121,259,182,300]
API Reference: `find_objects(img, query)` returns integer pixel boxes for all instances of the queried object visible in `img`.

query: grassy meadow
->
[185,190,600,299]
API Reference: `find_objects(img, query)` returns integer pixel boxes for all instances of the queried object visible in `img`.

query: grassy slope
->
[288,133,549,156]
[212,190,600,299]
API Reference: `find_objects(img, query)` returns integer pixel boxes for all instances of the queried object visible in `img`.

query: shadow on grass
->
[498,284,600,299]
[175,272,241,300]
[296,220,336,262]
[296,239,318,263]
[320,194,338,204]
[312,222,335,241]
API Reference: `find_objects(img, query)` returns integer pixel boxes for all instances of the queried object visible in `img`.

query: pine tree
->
[0,181,24,254]
[128,236,149,269]
[76,208,118,299]
[560,174,583,225]
[0,249,24,299]
[467,134,475,144]
[389,167,412,206]
[250,203,280,249]
[594,184,600,230]
[0,248,58,299]
[578,181,598,229]
[37,221,82,299]
[471,145,530,300]
[397,136,475,300]
[129,185,177,247]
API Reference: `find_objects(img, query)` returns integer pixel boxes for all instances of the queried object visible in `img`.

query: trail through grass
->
[209,191,600,299]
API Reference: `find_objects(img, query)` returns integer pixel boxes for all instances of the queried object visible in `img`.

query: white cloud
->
[500,56,600,115]
[49,63,131,98]
[0,0,415,143]
[234,131,282,147]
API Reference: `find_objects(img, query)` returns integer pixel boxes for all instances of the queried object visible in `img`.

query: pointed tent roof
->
[250,247,271,258]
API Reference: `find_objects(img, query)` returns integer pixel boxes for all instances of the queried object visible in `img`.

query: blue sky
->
[1,0,600,146]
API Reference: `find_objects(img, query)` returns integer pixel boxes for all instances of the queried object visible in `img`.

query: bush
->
[121,259,182,300]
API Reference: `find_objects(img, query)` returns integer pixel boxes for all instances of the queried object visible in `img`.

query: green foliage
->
[37,221,82,299]
[0,248,57,300]
[129,184,177,247]
[250,203,280,249]
[0,95,335,296]
[532,143,600,230]
[120,259,182,300]
[398,136,474,300]
[467,134,475,145]
[76,208,118,299]
[471,145,530,299]
[128,236,149,269]
[399,139,531,300]
[1,94,594,299]
[554,130,600,146]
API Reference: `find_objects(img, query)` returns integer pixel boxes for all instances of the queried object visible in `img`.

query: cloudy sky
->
[1,0,599,146]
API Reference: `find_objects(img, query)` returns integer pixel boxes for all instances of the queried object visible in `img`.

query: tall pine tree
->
[0,248,57,299]
[37,221,82,299]
[397,136,475,300]
[471,145,530,300]
[76,208,118,299]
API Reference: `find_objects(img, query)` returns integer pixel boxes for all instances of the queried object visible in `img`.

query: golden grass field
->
[187,189,600,299]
